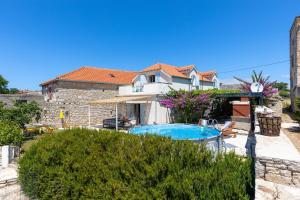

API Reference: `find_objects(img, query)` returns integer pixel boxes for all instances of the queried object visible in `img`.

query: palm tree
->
[234,71,277,97]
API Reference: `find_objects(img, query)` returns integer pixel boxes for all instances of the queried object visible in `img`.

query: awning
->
[89,95,152,105]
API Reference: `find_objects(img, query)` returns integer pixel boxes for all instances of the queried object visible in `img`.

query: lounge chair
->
[103,118,125,129]
[221,121,237,138]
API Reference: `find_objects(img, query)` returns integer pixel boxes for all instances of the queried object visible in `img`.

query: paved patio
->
[0,164,18,182]
[224,127,300,162]
[0,163,28,200]
[223,125,300,200]
[255,179,300,200]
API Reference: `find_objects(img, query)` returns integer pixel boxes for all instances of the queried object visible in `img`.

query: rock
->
[265,173,292,185]
[292,172,300,187]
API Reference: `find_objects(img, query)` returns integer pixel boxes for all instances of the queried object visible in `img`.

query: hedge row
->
[19,129,253,199]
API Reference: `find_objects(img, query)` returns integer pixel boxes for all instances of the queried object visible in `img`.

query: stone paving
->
[224,126,300,200]
[0,164,28,200]
[255,179,300,200]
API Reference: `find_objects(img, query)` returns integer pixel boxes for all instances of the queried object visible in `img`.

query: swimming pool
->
[129,124,221,140]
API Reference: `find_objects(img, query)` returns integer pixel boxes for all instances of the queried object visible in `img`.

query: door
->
[133,104,141,125]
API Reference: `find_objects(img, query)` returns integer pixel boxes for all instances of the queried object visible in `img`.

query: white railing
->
[119,83,171,96]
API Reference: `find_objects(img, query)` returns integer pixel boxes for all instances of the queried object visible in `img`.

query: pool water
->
[129,124,221,140]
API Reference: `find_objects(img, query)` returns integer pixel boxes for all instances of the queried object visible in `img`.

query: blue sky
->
[0,0,298,89]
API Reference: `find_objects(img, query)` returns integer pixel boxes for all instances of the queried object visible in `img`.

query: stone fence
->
[255,156,300,187]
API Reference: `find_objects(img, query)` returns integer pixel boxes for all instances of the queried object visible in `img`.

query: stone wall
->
[0,91,44,107]
[41,81,126,128]
[290,17,300,111]
[255,156,300,187]
[267,97,283,116]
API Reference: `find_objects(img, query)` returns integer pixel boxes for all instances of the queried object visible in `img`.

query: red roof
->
[141,63,195,78]
[197,71,216,82]
[41,64,217,86]
[41,67,138,86]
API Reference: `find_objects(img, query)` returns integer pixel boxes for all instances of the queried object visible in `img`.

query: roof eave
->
[40,79,132,87]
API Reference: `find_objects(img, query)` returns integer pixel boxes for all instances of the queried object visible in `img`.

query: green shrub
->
[0,101,41,129]
[19,129,253,200]
[0,120,23,146]
[279,90,290,98]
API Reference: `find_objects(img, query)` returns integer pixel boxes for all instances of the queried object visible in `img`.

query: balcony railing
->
[119,83,171,96]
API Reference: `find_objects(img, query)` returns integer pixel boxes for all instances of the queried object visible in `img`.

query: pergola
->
[89,95,152,130]
[215,92,264,131]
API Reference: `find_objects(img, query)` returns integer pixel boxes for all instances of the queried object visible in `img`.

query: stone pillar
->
[1,145,10,168]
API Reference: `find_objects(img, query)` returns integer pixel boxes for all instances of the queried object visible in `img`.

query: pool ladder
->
[207,119,220,130]
[207,119,227,152]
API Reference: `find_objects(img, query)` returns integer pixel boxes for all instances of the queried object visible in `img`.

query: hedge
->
[19,129,253,199]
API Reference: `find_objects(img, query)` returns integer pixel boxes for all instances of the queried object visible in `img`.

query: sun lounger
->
[221,121,237,138]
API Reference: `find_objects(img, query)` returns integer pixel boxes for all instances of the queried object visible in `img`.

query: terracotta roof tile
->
[141,63,192,78]
[41,64,217,86]
[177,65,195,72]
[41,67,137,86]
[197,71,216,82]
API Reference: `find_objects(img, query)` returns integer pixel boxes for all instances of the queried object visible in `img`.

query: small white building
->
[117,63,219,125]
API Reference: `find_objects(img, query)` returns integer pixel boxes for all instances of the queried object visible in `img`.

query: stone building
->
[40,67,137,128]
[290,16,300,111]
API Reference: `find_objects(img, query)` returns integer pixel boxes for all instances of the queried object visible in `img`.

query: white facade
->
[119,69,219,96]
[118,65,219,125]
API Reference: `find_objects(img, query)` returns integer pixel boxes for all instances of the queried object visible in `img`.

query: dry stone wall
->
[0,92,44,107]
[255,156,300,187]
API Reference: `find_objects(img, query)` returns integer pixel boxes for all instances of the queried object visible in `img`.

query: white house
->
[117,63,219,125]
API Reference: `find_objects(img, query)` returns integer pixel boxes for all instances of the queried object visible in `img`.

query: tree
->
[0,101,41,129]
[273,82,288,91]
[0,74,19,94]
[0,120,23,146]
[0,75,9,93]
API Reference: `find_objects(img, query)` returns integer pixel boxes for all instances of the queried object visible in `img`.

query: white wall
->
[142,100,170,124]
[133,71,170,87]
[199,81,215,90]
[189,69,200,87]
[171,77,191,91]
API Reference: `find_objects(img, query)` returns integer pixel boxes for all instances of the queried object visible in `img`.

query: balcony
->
[119,83,171,96]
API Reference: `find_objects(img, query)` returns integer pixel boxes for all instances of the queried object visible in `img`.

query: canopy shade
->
[89,95,152,105]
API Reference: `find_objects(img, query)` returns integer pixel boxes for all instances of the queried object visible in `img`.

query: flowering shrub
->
[234,71,277,97]
[160,89,210,123]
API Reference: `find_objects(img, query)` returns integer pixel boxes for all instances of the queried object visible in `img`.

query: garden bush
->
[0,120,23,146]
[279,90,290,98]
[19,129,253,200]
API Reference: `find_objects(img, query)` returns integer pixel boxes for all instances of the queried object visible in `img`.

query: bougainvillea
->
[234,70,277,97]
[159,98,175,108]
[159,90,210,123]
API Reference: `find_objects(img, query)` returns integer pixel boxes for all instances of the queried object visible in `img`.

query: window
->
[191,75,197,86]
[48,87,53,100]
[148,75,155,83]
